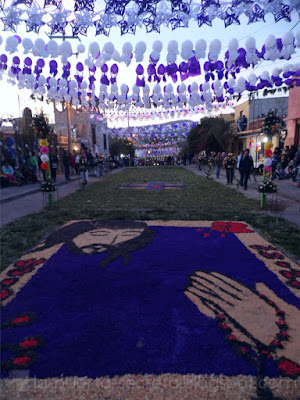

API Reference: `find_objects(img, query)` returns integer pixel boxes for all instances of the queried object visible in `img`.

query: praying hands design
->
[185,271,300,368]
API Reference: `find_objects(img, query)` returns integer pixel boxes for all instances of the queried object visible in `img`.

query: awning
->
[237,132,264,139]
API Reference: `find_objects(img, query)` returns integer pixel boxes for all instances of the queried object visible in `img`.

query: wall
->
[285,85,300,147]
[54,106,108,155]
[249,97,288,121]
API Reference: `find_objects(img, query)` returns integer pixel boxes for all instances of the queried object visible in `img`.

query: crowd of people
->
[1,144,299,190]
[196,144,300,190]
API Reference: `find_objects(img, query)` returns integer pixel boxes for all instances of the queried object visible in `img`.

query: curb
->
[0,177,80,204]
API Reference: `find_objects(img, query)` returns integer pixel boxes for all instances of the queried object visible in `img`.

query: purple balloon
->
[110,64,118,74]
[101,63,108,73]
[76,62,84,72]
[12,56,20,65]
[36,59,45,68]
[0,54,7,63]
[89,66,96,73]
[24,57,32,66]
[136,64,144,75]
[157,64,165,75]
[216,60,224,70]
[63,62,71,70]
[14,35,21,44]
[204,61,211,72]
[49,60,57,68]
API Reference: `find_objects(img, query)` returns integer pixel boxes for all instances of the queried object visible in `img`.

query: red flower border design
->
[279,269,300,289]
[211,222,254,233]
[1,258,46,305]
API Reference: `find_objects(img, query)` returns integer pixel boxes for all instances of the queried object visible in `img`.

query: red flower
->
[12,315,30,324]
[1,277,18,287]
[20,338,39,349]
[278,360,300,376]
[221,234,226,237]
[277,319,286,326]
[276,261,290,268]
[283,271,292,278]
[203,233,210,237]
[0,288,12,300]
[196,229,202,232]
[217,314,225,320]
[291,280,300,287]
[12,355,31,366]
[240,346,249,354]
[220,323,230,330]
[7,258,46,278]
[227,335,237,341]
[211,222,253,233]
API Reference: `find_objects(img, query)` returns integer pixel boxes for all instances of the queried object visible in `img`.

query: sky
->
[0,1,299,126]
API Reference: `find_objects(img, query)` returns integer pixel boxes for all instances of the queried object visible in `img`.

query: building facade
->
[234,97,288,166]
[284,85,300,147]
[54,105,109,155]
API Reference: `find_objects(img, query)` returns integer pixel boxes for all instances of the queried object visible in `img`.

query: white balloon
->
[103,42,114,55]
[22,38,33,53]
[77,43,85,54]
[153,40,163,53]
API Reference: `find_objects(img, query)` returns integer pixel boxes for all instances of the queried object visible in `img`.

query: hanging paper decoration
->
[100,63,109,85]
[74,0,95,12]
[110,63,118,84]
[0,0,298,36]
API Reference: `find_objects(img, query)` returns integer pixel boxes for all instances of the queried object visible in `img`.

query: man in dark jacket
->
[239,149,253,190]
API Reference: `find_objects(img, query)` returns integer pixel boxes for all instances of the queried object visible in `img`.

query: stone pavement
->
[0,170,123,227]
[186,165,300,228]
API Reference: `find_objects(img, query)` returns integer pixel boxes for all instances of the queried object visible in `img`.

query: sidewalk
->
[0,172,83,204]
[0,169,123,227]
[186,165,300,228]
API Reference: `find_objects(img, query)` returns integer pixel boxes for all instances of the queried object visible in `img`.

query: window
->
[103,133,107,150]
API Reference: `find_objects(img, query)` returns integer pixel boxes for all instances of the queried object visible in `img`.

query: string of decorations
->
[0,0,299,36]
[1,47,299,111]
[2,31,300,68]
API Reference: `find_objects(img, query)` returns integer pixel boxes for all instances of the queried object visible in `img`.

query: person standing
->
[71,151,76,176]
[63,150,71,181]
[223,153,236,184]
[79,151,88,184]
[215,152,223,178]
[50,153,58,183]
[29,151,38,181]
[239,149,253,190]
[75,152,80,175]
[96,153,104,177]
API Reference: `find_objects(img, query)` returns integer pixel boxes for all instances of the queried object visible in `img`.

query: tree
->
[263,110,282,139]
[187,117,234,154]
[32,111,51,140]
[109,138,135,158]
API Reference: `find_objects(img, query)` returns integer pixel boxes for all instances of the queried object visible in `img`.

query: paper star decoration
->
[170,11,189,30]
[25,2,46,33]
[171,0,190,15]
[74,0,95,12]
[248,4,265,24]
[118,19,136,35]
[48,4,71,34]
[273,3,291,22]
[44,0,61,7]
[197,10,212,27]
[94,12,116,36]
[223,7,240,27]
[71,10,93,36]
[1,7,23,32]
[12,0,33,6]
[143,16,160,33]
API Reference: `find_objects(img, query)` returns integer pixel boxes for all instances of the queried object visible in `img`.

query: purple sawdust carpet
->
[1,220,299,399]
